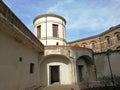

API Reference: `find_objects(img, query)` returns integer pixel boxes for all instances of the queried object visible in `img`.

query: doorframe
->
[78,65,83,82]
[47,65,60,85]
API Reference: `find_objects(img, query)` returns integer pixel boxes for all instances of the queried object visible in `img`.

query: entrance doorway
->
[50,66,60,84]
[78,65,83,81]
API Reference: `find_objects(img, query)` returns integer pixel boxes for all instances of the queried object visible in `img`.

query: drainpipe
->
[106,50,114,87]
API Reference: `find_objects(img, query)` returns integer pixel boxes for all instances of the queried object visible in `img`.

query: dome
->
[33,13,66,24]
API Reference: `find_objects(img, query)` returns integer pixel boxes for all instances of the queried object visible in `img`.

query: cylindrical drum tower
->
[33,13,66,46]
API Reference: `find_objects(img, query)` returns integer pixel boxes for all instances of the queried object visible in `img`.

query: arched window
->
[115,33,120,41]
[90,40,96,49]
[116,34,120,41]
[81,42,87,48]
[83,45,86,48]
[105,36,111,45]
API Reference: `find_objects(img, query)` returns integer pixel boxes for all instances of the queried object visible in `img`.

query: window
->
[30,63,34,74]
[90,40,96,49]
[116,34,120,41]
[106,38,110,44]
[83,44,86,48]
[19,57,22,62]
[92,43,96,48]
[53,24,58,37]
[37,25,41,38]
[81,42,87,48]
[56,42,59,45]
[105,36,111,45]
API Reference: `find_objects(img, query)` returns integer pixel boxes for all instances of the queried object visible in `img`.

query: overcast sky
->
[3,0,120,42]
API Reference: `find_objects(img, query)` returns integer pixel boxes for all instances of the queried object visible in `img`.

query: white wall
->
[34,15,66,46]
[40,55,72,86]
[0,30,40,90]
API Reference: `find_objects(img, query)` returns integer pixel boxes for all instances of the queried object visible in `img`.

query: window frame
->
[53,24,58,37]
[81,42,87,48]
[37,25,41,38]
[116,34,120,41]
[91,42,96,49]
[105,36,111,45]
[30,63,34,74]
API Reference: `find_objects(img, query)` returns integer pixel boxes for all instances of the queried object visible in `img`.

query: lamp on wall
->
[106,49,114,87]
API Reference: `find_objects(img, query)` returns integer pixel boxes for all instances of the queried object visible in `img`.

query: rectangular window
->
[30,63,34,74]
[37,25,41,38]
[53,24,58,37]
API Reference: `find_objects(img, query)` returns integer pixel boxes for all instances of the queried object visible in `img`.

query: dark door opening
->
[50,66,60,84]
[78,65,83,81]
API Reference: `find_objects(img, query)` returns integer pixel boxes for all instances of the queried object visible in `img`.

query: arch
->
[90,40,96,43]
[76,55,94,82]
[39,54,72,86]
[114,32,120,41]
[90,40,97,49]
[105,36,110,38]
[74,44,80,47]
[116,46,120,50]
[40,54,71,64]
[81,42,87,48]
[114,32,120,35]
[77,55,93,65]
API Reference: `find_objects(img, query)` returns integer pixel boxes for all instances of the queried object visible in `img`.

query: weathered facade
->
[68,25,120,53]
[33,13,95,87]
[0,1,44,90]
[1,1,120,90]
[94,50,120,78]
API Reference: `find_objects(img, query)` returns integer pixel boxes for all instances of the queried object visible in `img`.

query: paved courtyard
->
[40,84,80,90]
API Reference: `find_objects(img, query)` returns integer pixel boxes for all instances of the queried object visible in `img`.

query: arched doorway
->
[39,54,72,86]
[76,55,93,83]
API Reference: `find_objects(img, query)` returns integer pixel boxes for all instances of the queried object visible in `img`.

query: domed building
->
[1,1,120,90]
[33,13,66,46]
[33,13,95,87]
